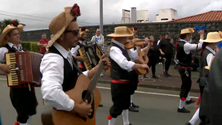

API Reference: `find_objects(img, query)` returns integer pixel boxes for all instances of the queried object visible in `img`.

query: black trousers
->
[199,85,205,97]
[148,56,158,76]
[10,87,37,123]
[163,54,172,72]
[178,68,192,99]
[199,85,210,125]
[110,83,131,118]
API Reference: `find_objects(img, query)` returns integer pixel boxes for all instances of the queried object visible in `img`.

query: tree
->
[0,19,20,33]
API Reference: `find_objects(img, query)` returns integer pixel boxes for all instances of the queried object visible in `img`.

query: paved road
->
[0,77,200,125]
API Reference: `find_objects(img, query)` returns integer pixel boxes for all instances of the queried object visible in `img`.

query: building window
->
[161,18,168,21]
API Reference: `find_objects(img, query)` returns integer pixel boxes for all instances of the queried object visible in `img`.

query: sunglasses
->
[65,29,79,36]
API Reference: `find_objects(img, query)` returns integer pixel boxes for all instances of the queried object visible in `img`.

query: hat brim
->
[203,38,222,43]
[107,33,134,37]
[204,66,210,70]
[0,25,23,45]
[47,26,67,48]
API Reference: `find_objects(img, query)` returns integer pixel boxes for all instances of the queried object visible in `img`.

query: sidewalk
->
[98,64,200,93]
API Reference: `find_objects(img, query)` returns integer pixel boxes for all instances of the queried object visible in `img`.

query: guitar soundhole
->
[82,90,92,103]
[82,90,95,119]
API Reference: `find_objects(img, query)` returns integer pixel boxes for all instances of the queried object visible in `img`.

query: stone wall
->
[20,21,222,43]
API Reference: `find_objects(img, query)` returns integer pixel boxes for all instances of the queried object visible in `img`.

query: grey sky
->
[0,0,221,31]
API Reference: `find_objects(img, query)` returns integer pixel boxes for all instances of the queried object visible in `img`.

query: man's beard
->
[80,37,85,41]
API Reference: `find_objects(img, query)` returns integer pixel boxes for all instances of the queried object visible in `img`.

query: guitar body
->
[52,74,101,125]
[137,51,149,75]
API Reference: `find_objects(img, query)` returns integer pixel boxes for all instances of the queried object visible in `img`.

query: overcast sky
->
[0,0,221,31]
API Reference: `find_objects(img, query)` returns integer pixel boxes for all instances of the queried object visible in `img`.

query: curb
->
[98,80,200,93]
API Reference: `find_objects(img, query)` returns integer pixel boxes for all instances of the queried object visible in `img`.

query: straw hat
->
[203,32,222,43]
[180,28,195,35]
[47,3,81,48]
[0,20,23,45]
[79,27,89,35]
[107,26,134,37]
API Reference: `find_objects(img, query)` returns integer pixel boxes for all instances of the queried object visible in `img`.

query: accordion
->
[5,51,43,87]
[78,42,102,70]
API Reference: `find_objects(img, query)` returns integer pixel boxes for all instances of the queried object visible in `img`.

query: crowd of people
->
[0,3,222,125]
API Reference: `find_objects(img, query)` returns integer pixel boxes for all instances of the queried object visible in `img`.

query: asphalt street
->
[0,76,200,125]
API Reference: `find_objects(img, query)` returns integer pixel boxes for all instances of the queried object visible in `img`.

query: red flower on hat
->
[134,26,138,31]
[81,27,86,31]
[129,27,134,31]
[71,4,81,17]
[11,20,19,27]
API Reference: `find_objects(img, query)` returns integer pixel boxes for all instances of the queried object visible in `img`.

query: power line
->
[0,10,52,20]
[0,12,51,22]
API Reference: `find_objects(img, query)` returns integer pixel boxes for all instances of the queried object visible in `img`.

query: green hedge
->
[22,41,40,52]
[0,41,110,52]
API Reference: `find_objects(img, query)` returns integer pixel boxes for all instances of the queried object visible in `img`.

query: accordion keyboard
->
[78,47,92,70]
[5,53,19,86]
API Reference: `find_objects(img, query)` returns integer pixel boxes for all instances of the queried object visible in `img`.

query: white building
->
[121,9,131,24]
[155,8,178,22]
[137,10,149,23]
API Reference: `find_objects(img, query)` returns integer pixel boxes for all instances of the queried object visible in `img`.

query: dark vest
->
[4,44,27,53]
[176,41,192,67]
[198,48,215,86]
[48,46,79,92]
[110,42,131,81]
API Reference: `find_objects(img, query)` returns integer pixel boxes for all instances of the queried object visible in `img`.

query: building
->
[137,10,149,23]
[168,10,222,22]
[131,7,137,23]
[155,8,178,22]
[121,9,130,24]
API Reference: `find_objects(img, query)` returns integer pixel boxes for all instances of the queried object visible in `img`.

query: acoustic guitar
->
[41,58,105,125]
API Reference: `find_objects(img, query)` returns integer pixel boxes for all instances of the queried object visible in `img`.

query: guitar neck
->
[87,61,104,93]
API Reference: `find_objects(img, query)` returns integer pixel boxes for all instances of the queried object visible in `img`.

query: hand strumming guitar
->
[72,100,93,118]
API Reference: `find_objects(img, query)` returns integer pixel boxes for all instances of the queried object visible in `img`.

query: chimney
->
[131,7,137,23]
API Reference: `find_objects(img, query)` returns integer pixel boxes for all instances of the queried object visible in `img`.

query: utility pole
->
[100,0,103,34]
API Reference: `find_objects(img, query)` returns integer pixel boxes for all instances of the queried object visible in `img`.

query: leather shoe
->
[129,106,139,112]
[185,122,191,125]
[186,99,195,105]
[177,107,190,113]
[132,103,139,108]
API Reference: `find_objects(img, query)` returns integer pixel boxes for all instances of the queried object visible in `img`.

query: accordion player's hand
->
[0,64,10,75]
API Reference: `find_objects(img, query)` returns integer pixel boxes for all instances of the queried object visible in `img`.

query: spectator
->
[37,33,49,54]
[91,29,104,47]
[159,33,174,77]
[147,35,159,79]
[91,29,105,77]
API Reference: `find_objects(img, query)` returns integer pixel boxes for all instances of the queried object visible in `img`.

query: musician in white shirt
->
[0,21,37,125]
[107,26,148,125]
[40,4,110,121]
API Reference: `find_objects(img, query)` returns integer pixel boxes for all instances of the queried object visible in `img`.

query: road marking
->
[0,78,6,80]
[97,86,198,99]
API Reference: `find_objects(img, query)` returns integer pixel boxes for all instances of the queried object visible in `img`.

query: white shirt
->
[180,39,203,54]
[157,40,161,46]
[70,40,85,56]
[70,45,80,56]
[40,42,89,111]
[90,34,104,46]
[0,42,23,63]
[206,46,216,66]
[109,40,138,72]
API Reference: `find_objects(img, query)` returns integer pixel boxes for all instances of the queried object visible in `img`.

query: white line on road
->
[0,78,6,80]
[0,77,199,99]
[97,86,199,99]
